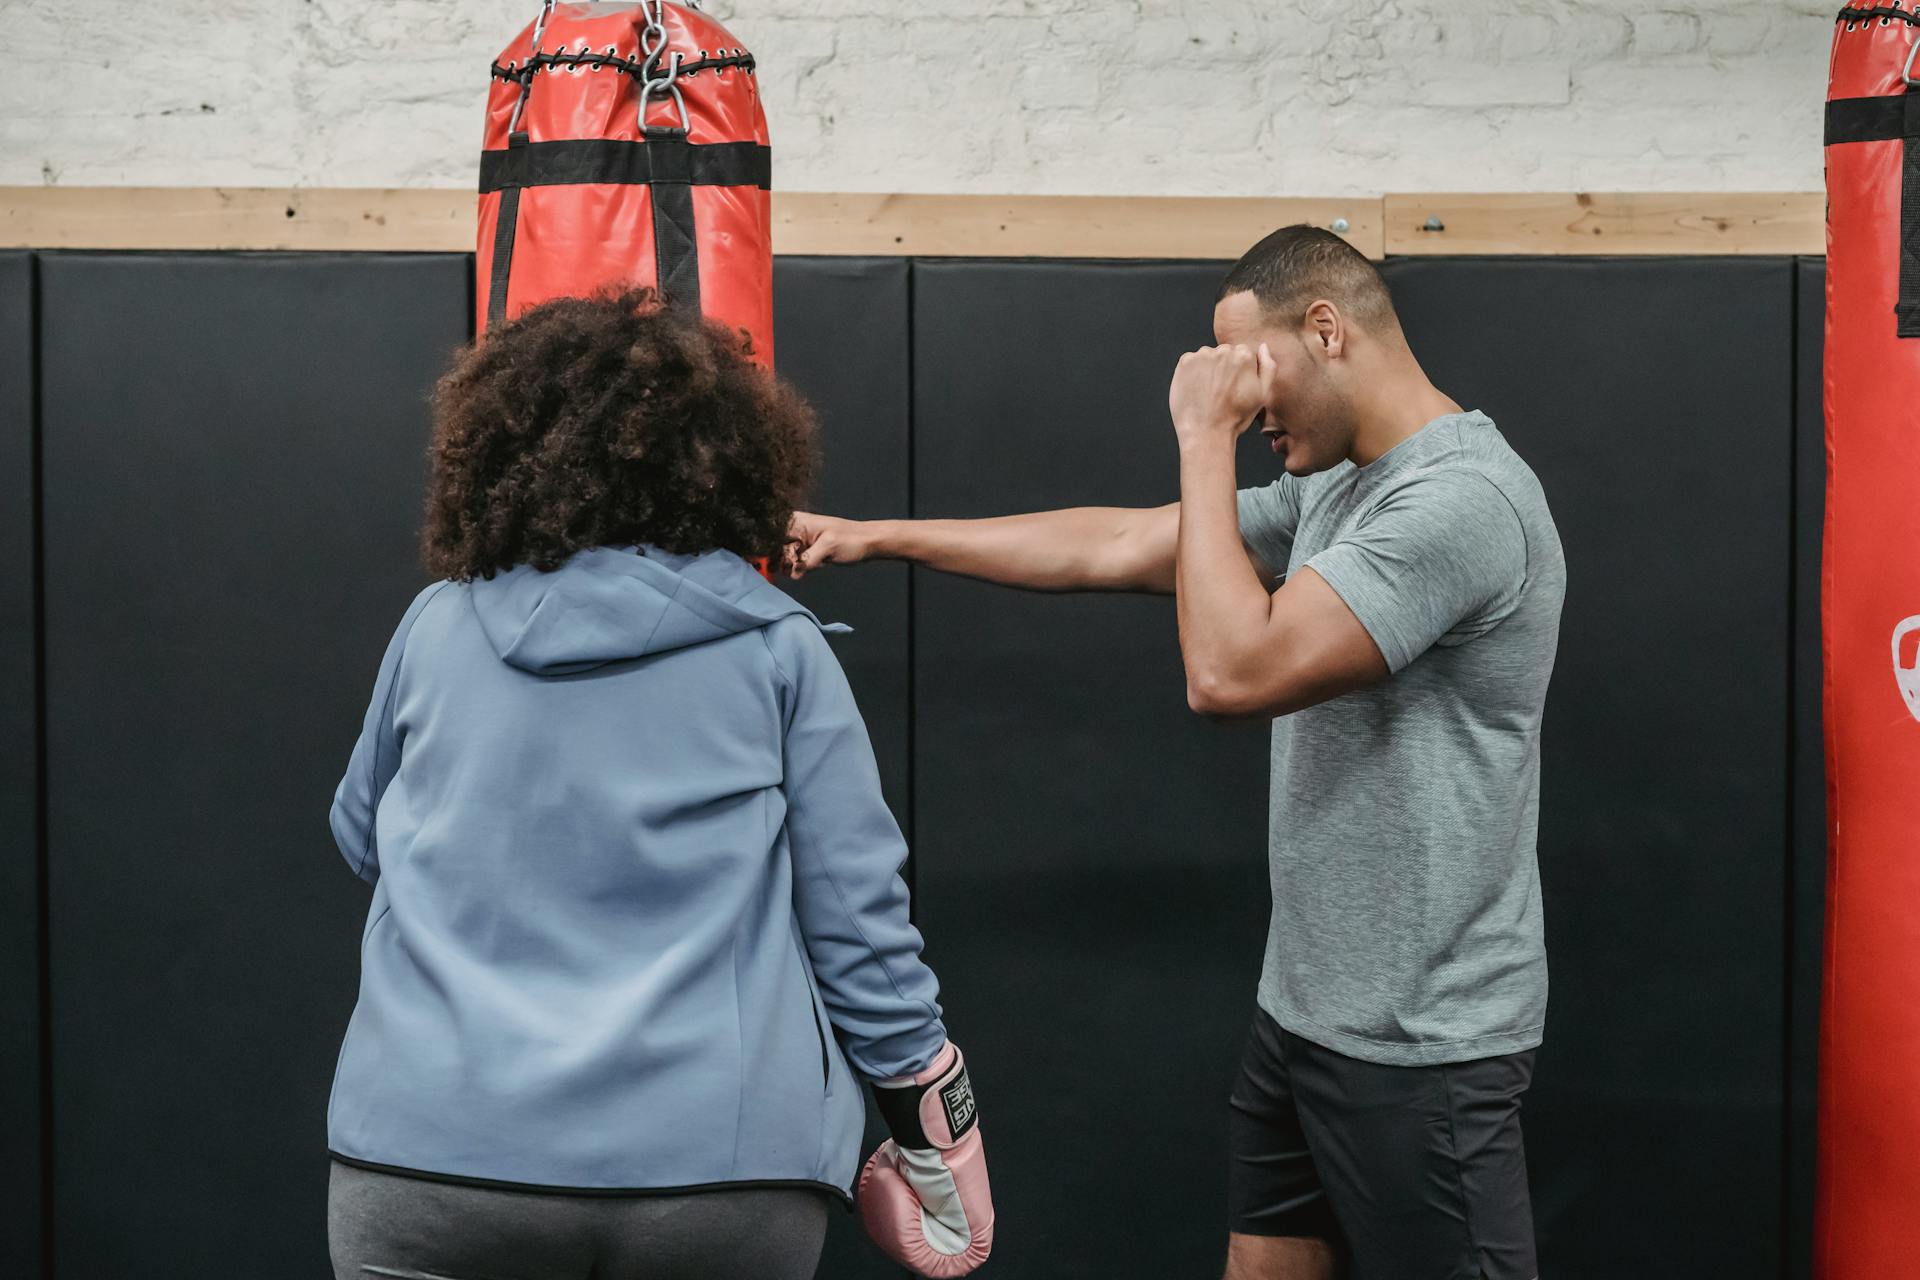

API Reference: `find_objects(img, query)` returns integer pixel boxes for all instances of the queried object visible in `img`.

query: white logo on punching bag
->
[1896,615,1920,723]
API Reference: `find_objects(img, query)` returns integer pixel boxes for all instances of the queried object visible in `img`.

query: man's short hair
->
[1218,225,1398,335]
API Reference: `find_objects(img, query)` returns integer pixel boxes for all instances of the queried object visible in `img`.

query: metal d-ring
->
[641,53,691,134]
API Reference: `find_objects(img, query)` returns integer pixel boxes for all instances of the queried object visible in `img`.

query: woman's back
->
[329,546,939,1194]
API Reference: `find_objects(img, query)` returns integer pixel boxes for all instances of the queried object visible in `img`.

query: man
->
[787,226,1565,1280]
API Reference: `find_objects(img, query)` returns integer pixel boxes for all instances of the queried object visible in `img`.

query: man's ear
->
[1304,299,1344,358]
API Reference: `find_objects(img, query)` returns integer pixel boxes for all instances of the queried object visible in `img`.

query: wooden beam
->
[0,187,474,252]
[1384,192,1825,256]
[770,193,1382,260]
[0,187,1379,259]
[0,187,1826,257]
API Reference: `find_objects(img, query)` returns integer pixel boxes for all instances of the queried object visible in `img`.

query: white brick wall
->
[3,1,1834,193]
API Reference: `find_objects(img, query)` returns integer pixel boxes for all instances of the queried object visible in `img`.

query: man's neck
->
[1346,361,1463,467]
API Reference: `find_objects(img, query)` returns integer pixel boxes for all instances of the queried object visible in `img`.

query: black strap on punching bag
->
[486,131,530,331]
[642,126,703,313]
[1901,88,1920,335]
[1828,6,1920,335]
[477,138,769,190]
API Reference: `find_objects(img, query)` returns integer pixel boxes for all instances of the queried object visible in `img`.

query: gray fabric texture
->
[327,1160,830,1280]
[1237,410,1565,1066]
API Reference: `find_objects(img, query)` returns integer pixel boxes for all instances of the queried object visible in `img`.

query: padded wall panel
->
[910,260,1271,1279]
[772,256,913,1279]
[40,253,467,1277]
[1382,257,1793,1277]
[774,257,912,820]
[27,248,1811,1280]
[1790,255,1826,1280]
[0,252,42,1275]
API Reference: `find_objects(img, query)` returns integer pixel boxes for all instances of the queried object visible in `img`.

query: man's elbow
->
[1186,668,1264,719]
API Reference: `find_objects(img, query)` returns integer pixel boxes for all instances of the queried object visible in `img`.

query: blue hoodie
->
[326,546,945,1197]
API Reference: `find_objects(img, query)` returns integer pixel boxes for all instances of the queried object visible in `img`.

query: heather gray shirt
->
[1236,410,1565,1066]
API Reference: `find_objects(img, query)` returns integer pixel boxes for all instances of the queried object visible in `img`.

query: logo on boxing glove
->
[941,1068,977,1138]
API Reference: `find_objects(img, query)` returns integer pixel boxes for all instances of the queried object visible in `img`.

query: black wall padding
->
[910,260,1274,1280]
[774,257,913,822]
[1382,257,1794,1278]
[17,250,1823,1279]
[39,253,469,1278]
[1789,256,1827,1280]
[771,256,916,1280]
[0,252,43,1277]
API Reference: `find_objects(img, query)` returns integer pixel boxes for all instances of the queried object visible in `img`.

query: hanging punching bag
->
[1818,8,1920,1274]
[477,0,773,364]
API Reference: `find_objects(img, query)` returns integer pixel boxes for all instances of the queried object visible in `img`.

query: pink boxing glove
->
[858,1041,994,1277]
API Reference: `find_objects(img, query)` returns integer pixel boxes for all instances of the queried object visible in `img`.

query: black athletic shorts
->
[1227,1007,1538,1280]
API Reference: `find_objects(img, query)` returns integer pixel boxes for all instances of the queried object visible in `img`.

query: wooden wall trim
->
[0,187,1824,257]
[0,188,473,254]
[1384,192,1824,257]
[771,193,1383,259]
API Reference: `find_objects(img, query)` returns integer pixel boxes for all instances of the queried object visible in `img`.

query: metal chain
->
[638,0,690,134]
[506,0,558,134]
[507,1,692,138]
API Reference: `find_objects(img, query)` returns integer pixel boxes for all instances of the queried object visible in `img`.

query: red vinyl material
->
[477,3,773,364]
[1817,10,1920,1275]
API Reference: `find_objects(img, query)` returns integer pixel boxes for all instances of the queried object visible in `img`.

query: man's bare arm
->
[787,504,1187,594]
[1168,344,1388,718]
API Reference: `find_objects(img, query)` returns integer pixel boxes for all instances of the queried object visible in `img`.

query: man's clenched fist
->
[1168,342,1276,446]
[783,511,871,579]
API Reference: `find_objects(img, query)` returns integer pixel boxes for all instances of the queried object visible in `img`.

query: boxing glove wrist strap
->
[873,1045,978,1151]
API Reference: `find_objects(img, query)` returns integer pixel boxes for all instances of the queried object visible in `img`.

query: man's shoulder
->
[1408,421,1551,522]
[1385,457,1522,519]
[1400,425,1564,588]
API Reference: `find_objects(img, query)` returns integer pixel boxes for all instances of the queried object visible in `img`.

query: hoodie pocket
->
[794,937,832,1093]
[809,993,831,1091]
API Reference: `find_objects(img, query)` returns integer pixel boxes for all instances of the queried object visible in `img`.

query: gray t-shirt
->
[1237,410,1565,1066]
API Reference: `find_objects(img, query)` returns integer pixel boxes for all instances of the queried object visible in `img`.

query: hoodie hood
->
[470,546,840,675]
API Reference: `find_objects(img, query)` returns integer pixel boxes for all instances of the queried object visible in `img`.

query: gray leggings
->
[328,1161,830,1280]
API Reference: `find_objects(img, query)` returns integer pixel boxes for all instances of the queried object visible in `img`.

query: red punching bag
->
[477,0,773,364]
[1818,7,1920,1274]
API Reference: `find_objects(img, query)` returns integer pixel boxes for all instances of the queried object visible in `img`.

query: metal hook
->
[507,0,558,134]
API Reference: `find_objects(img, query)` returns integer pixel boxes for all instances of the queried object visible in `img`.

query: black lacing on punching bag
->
[1835,6,1920,25]
[490,49,757,81]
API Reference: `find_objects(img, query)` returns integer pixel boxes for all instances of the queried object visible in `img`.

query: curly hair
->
[422,288,817,581]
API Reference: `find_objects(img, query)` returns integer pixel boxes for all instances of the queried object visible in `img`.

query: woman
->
[325,291,992,1280]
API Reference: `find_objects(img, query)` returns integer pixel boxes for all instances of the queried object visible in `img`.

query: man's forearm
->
[862,507,1176,594]
[1175,439,1275,707]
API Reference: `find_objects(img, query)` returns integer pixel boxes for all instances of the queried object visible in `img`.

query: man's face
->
[1211,291,1350,476]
